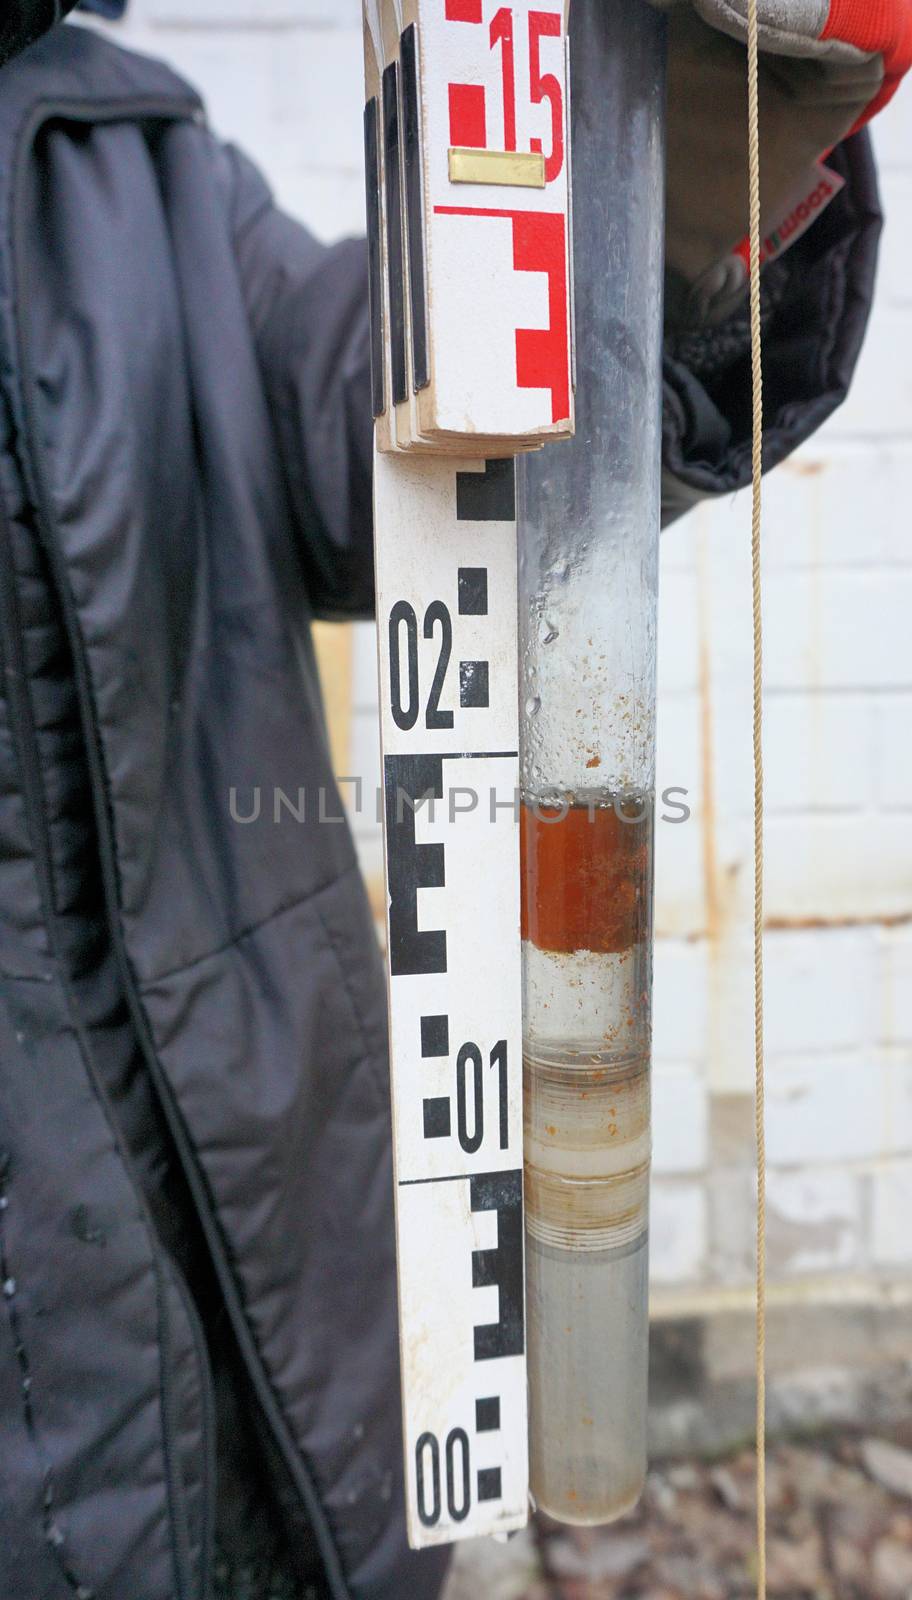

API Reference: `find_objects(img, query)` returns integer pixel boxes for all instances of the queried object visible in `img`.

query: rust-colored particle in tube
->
[520,797,652,955]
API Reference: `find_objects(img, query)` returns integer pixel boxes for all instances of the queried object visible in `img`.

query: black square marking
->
[456,459,516,522]
[475,1397,500,1433]
[458,568,488,616]
[459,661,489,709]
[420,1014,449,1057]
[476,1467,502,1502]
[422,1098,451,1139]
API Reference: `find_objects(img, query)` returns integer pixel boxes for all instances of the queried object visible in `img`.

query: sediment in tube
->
[522,794,653,1523]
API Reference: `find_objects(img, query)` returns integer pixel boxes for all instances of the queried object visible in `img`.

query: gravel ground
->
[445,1427,912,1600]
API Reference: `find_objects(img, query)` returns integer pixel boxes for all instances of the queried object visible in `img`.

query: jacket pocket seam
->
[309,879,390,1115]
[141,859,359,987]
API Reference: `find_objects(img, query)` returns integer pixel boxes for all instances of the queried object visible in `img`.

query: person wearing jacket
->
[0,2,906,1598]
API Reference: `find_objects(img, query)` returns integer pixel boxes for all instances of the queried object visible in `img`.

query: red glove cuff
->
[823,0,912,128]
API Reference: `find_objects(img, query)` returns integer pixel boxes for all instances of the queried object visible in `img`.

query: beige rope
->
[745,4,766,1598]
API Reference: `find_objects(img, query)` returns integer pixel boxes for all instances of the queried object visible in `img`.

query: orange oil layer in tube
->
[520,797,653,955]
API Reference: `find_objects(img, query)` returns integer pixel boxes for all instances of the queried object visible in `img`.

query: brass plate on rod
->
[448,147,546,187]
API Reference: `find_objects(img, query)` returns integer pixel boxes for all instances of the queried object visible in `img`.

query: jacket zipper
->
[11,96,353,1600]
[0,493,200,1600]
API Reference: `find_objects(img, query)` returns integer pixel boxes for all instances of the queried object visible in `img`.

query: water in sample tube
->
[521,793,653,1521]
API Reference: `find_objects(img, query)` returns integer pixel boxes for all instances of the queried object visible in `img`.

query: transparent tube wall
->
[518,0,666,1526]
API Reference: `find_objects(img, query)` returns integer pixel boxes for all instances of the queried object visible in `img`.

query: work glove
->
[654,0,912,327]
[654,0,910,521]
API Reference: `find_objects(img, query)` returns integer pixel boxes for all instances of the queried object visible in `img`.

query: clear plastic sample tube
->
[518,0,667,1525]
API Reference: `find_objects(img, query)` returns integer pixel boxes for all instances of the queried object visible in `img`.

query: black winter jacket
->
[0,18,881,1600]
[0,23,443,1600]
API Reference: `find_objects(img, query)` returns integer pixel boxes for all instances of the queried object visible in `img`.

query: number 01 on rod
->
[362,0,573,1549]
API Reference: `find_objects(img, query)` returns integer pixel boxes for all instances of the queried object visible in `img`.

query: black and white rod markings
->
[375,451,527,1546]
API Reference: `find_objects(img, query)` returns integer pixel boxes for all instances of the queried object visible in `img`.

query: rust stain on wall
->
[765,911,912,932]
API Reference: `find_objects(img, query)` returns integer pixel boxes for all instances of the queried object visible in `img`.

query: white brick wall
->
[79,2,912,1300]
[871,1161,912,1265]
[765,1054,912,1167]
[650,1181,708,1285]
[765,1169,862,1276]
[881,927,912,1044]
